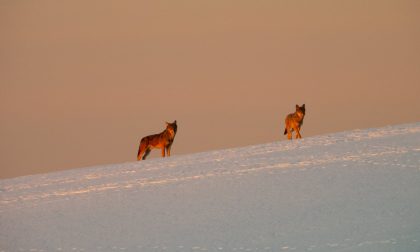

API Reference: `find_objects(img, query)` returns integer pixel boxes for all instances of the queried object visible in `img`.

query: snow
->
[1,123,420,252]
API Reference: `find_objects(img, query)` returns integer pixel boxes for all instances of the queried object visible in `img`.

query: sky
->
[1,0,419,179]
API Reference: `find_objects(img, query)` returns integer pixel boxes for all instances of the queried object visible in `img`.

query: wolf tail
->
[284,128,287,135]
[137,138,145,160]
[137,144,142,160]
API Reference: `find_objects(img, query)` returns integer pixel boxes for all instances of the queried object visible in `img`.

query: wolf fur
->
[137,120,178,160]
[284,104,306,140]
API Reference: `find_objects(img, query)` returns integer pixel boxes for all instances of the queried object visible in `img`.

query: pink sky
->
[1,0,419,178]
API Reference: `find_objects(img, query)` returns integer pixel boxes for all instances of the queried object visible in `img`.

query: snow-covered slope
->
[1,123,420,252]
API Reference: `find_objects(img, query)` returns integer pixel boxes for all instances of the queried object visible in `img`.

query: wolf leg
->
[295,127,302,139]
[142,148,151,160]
[287,128,292,140]
[161,147,166,157]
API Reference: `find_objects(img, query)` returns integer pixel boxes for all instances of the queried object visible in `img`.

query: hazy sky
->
[1,0,419,179]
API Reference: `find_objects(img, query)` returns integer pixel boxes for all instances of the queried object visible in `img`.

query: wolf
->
[137,120,178,160]
[284,104,306,140]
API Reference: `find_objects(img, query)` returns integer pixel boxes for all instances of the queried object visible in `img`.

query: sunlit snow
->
[1,123,420,252]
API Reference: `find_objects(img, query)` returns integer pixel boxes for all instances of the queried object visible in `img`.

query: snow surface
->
[1,123,420,252]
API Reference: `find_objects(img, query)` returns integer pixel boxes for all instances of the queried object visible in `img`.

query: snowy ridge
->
[1,123,420,252]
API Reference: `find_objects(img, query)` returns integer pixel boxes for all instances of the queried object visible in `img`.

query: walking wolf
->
[284,104,306,140]
[137,121,178,160]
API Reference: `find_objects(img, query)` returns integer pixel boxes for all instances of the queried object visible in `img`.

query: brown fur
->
[284,104,306,140]
[137,120,178,160]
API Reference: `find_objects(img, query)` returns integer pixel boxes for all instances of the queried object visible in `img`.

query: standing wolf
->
[284,104,306,140]
[137,120,178,160]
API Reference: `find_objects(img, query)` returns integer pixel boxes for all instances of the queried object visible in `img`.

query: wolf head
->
[166,120,178,134]
[295,104,306,116]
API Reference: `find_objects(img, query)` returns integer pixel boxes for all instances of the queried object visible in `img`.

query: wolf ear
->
[302,104,305,108]
[296,104,299,109]
[166,122,169,126]
[173,120,177,124]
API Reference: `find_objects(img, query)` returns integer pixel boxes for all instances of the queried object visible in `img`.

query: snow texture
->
[1,123,420,252]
